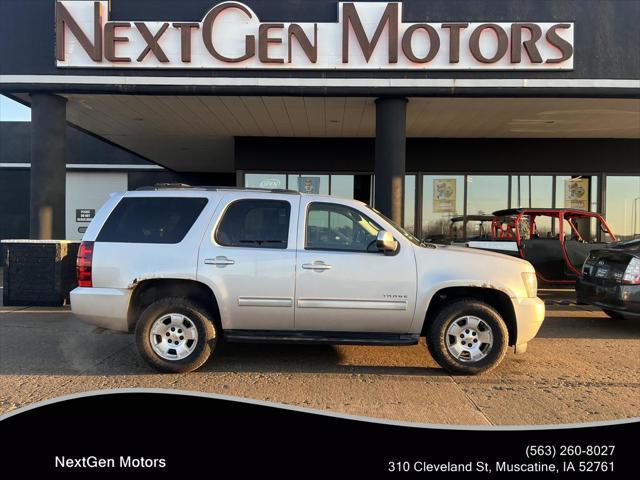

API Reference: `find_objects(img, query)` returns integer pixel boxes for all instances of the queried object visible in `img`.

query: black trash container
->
[2,240,80,307]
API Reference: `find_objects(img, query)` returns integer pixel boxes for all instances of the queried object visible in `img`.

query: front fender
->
[410,246,532,333]
[410,279,518,333]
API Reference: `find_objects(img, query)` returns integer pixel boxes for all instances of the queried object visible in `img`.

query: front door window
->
[306,202,381,252]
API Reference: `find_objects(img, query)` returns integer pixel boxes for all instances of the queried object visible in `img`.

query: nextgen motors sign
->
[56,1,574,70]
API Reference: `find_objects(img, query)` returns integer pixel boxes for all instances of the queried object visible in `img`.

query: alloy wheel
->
[149,313,199,361]
[445,315,493,363]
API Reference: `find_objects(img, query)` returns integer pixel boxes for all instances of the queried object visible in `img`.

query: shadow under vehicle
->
[577,239,640,319]
[463,208,618,285]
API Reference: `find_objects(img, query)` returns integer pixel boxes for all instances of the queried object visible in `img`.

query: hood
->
[431,244,534,269]
[412,243,535,299]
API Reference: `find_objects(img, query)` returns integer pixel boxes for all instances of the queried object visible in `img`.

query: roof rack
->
[135,183,301,195]
[136,183,193,190]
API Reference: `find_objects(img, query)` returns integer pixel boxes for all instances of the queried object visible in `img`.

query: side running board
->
[224,330,420,346]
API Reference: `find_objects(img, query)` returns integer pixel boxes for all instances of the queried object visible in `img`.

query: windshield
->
[364,205,425,247]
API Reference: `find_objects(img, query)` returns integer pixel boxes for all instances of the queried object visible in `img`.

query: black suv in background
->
[577,239,640,318]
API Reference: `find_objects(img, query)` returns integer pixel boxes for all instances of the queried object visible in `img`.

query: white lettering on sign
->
[76,209,95,222]
[55,1,574,70]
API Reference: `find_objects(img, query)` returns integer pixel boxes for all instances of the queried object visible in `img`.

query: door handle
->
[302,261,332,271]
[204,256,235,267]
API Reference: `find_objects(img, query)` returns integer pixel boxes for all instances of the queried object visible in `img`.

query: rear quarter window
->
[97,197,208,244]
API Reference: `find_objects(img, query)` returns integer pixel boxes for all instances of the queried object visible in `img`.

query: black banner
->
[0,391,635,477]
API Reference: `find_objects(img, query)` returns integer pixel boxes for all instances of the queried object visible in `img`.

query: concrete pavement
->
[0,292,638,425]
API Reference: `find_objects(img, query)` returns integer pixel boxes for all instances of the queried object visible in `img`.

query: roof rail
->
[135,184,301,195]
[135,183,194,191]
[216,187,301,195]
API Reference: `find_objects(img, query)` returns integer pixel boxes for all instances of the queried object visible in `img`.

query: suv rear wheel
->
[426,299,509,375]
[135,297,218,373]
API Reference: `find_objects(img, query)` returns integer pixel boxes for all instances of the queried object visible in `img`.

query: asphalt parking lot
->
[0,289,638,425]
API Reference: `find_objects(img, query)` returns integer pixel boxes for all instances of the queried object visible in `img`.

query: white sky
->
[0,95,31,121]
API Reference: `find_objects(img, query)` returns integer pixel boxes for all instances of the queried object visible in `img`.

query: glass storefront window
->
[246,172,360,199]
[605,176,640,240]
[330,175,355,199]
[555,176,598,212]
[421,175,464,241]
[555,175,599,239]
[511,176,553,208]
[467,176,509,239]
[404,175,416,234]
[511,175,553,235]
[467,176,509,215]
[245,173,286,190]
[244,172,621,243]
[288,174,329,195]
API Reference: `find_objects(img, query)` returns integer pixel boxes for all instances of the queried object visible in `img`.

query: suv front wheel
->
[426,299,509,375]
[135,297,218,373]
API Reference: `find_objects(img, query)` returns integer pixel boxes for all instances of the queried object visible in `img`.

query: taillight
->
[582,255,595,276]
[622,257,640,285]
[77,241,94,287]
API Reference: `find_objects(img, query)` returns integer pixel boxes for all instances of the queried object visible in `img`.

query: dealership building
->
[0,0,639,244]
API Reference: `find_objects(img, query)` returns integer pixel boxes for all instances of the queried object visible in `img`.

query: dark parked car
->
[576,239,640,318]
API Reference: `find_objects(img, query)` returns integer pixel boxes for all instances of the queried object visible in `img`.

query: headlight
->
[521,271,538,298]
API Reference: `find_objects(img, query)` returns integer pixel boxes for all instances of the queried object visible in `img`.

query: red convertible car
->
[464,208,618,284]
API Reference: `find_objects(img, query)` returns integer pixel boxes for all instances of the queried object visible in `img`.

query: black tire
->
[426,299,509,375]
[602,308,626,319]
[135,297,218,373]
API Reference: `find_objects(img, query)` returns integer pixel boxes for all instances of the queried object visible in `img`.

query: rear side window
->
[216,199,290,249]
[97,197,208,244]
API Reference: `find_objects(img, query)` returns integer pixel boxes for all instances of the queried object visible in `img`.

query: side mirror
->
[376,230,398,253]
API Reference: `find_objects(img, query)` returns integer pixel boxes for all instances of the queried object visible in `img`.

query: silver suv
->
[71,185,545,375]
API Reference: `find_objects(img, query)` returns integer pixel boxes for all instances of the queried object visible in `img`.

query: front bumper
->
[511,296,545,351]
[576,277,640,315]
[70,287,132,332]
